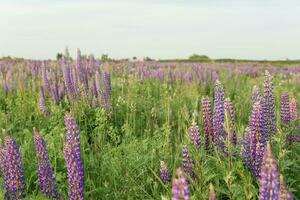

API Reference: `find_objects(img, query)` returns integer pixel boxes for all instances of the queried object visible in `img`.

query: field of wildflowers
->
[0,50,299,199]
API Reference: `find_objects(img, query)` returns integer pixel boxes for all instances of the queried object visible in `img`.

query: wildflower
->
[259,143,279,200]
[209,183,216,200]
[202,96,213,151]
[280,93,291,125]
[182,145,195,179]
[262,71,276,138]
[160,161,171,184]
[33,129,58,199]
[0,132,26,199]
[171,168,190,200]
[63,113,84,200]
[213,80,225,149]
[189,122,200,149]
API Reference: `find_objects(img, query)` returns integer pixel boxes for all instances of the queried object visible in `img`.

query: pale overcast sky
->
[0,0,300,60]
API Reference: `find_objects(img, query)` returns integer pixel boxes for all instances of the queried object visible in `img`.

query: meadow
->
[0,51,299,199]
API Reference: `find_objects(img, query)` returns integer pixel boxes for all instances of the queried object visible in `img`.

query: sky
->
[0,0,300,60]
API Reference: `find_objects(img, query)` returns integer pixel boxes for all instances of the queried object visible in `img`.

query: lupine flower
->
[241,128,252,169]
[103,71,112,108]
[189,122,200,149]
[280,93,291,125]
[290,98,298,121]
[262,71,276,138]
[286,134,300,143]
[62,62,76,99]
[95,71,106,108]
[39,86,49,116]
[259,143,279,200]
[182,145,195,179]
[50,71,60,104]
[63,113,84,200]
[202,96,213,152]
[33,129,58,199]
[42,64,51,92]
[249,101,265,178]
[171,168,190,200]
[252,85,261,105]
[209,183,217,200]
[224,98,236,147]
[278,175,293,200]
[213,80,225,149]
[160,161,171,184]
[0,133,26,199]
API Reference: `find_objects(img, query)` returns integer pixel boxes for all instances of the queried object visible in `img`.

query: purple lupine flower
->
[280,93,291,125]
[209,183,217,200]
[95,71,106,108]
[160,161,171,184]
[59,81,66,100]
[39,86,49,116]
[249,101,265,178]
[278,175,293,200]
[259,143,279,200]
[182,145,195,179]
[241,128,252,169]
[1,133,26,199]
[171,168,190,200]
[202,96,213,152]
[0,143,10,198]
[33,129,59,199]
[64,113,84,200]
[62,62,76,99]
[50,71,60,104]
[252,85,261,105]
[224,98,236,146]
[262,71,276,138]
[213,80,225,149]
[290,98,298,121]
[103,71,112,108]
[42,64,51,93]
[286,134,300,143]
[189,122,200,149]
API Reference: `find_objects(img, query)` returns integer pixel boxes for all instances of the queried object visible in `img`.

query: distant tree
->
[101,54,110,62]
[56,53,63,61]
[143,56,153,61]
[132,56,137,60]
[188,54,210,61]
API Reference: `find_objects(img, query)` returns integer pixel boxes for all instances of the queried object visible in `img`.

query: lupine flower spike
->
[171,168,190,200]
[224,98,236,156]
[209,183,217,200]
[290,98,298,121]
[33,128,59,199]
[189,122,200,149]
[160,161,171,184]
[280,93,291,125]
[0,131,26,199]
[259,143,279,200]
[213,80,225,149]
[202,96,213,152]
[39,86,50,116]
[182,145,195,179]
[63,113,84,200]
[262,71,276,138]
[278,175,293,200]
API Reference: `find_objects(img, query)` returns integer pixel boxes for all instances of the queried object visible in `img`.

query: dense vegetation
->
[0,52,299,199]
